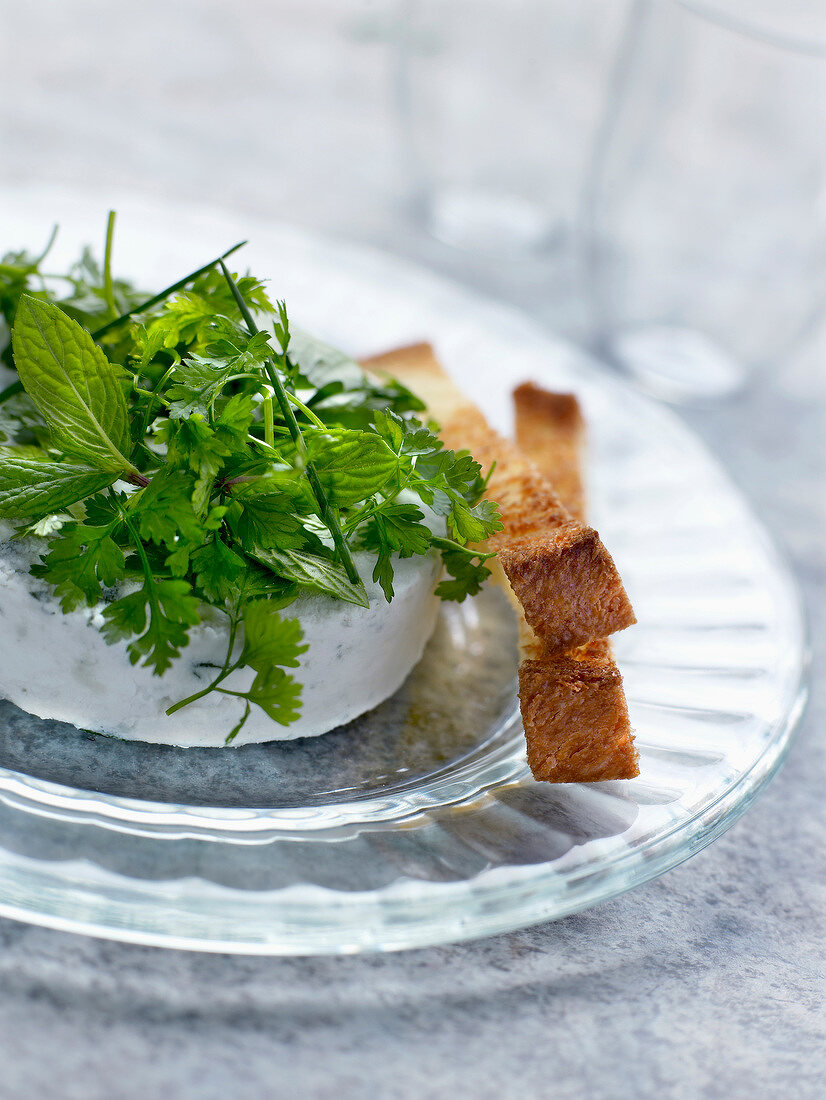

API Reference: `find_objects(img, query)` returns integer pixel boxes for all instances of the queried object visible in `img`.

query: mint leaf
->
[288,327,366,391]
[0,454,114,520]
[12,296,133,473]
[289,329,425,427]
[252,544,369,607]
[306,428,398,507]
[237,561,299,604]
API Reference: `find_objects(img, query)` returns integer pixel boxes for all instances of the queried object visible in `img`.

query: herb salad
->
[0,215,502,743]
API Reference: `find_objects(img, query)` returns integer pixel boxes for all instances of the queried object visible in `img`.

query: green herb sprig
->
[0,215,502,741]
[218,260,360,587]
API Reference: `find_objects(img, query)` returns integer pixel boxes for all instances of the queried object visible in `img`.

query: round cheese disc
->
[0,525,442,747]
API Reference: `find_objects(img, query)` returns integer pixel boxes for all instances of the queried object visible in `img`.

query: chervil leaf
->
[11,296,133,472]
[205,324,272,368]
[372,409,440,458]
[252,544,369,607]
[241,600,307,671]
[245,665,302,728]
[414,447,503,545]
[191,538,245,603]
[83,490,124,526]
[0,454,115,520]
[193,269,274,317]
[165,544,191,578]
[139,290,224,352]
[137,273,274,359]
[28,512,71,538]
[166,344,267,420]
[215,393,256,438]
[357,502,434,602]
[370,407,405,453]
[433,540,496,603]
[102,577,200,675]
[33,521,126,611]
[99,589,148,643]
[170,415,231,475]
[371,548,395,602]
[217,601,306,742]
[131,469,205,548]
[166,355,238,419]
[446,495,503,545]
[360,503,432,558]
[161,415,233,513]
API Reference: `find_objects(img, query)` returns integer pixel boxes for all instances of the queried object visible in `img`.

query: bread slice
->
[512,385,586,523]
[362,345,635,653]
[513,383,638,781]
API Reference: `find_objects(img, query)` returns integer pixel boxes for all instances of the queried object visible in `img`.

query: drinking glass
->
[396,0,624,253]
[582,0,826,401]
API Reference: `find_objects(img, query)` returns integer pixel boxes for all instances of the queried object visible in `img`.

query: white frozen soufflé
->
[0,521,442,747]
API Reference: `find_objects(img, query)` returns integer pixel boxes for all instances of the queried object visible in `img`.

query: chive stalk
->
[219,260,361,586]
[102,210,117,319]
[91,239,247,339]
[0,239,249,407]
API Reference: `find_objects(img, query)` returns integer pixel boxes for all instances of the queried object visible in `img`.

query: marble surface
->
[0,2,825,1097]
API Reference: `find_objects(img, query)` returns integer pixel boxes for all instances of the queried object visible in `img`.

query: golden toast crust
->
[362,345,636,653]
[513,383,586,524]
[519,645,636,782]
[513,388,638,781]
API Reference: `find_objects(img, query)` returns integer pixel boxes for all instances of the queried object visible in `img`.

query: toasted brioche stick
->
[513,386,586,523]
[514,382,638,781]
[362,344,635,654]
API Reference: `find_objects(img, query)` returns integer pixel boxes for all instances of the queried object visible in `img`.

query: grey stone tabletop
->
[0,2,824,1097]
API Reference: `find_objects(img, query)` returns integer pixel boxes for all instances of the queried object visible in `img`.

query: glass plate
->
[0,189,807,954]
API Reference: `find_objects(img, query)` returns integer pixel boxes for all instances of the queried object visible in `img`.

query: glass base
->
[426,186,560,253]
[0,189,807,953]
[609,324,747,402]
